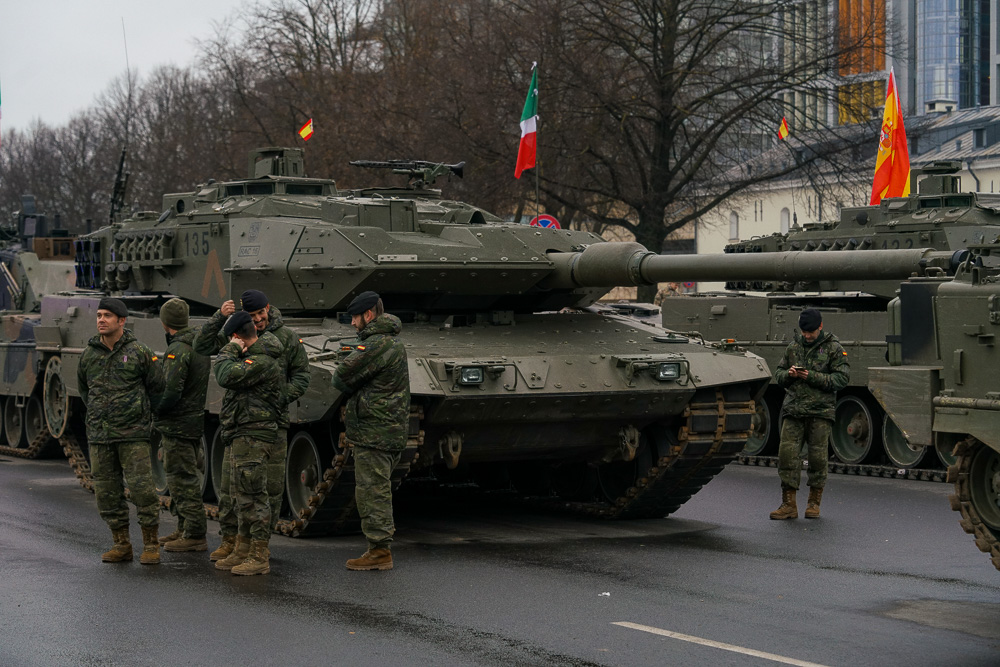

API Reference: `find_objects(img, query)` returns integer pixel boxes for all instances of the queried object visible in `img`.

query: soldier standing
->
[770,308,850,520]
[77,298,165,564]
[212,310,285,575]
[333,291,410,571]
[237,289,310,531]
[153,298,211,552]
[194,290,310,560]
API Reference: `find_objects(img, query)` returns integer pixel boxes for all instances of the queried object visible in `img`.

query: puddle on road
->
[882,599,1000,639]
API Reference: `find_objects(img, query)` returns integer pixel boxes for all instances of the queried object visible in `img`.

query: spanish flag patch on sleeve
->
[244,359,254,364]
[167,354,176,359]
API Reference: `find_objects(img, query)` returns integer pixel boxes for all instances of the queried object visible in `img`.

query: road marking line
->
[612,622,831,667]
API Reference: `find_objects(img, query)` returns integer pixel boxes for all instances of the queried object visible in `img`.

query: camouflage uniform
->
[194,310,239,539]
[77,329,165,530]
[262,307,311,530]
[774,330,850,489]
[214,332,285,543]
[153,326,210,539]
[332,314,410,550]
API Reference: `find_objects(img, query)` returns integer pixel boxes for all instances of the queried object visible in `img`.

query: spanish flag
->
[298,118,314,142]
[870,69,910,205]
[778,117,789,140]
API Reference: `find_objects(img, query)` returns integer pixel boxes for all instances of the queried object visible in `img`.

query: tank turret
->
[662,162,1000,469]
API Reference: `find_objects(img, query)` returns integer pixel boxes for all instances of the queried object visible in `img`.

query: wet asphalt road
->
[1,456,998,667]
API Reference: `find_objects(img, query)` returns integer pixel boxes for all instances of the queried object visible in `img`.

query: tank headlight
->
[459,366,485,385]
[656,362,681,381]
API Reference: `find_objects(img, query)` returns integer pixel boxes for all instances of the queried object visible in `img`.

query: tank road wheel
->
[24,396,47,446]
[882,415,927,468]
[830,395,880,464]
[4,395,25,449]
[149,431,168,495]
[42,356,70,438]
[286,431,325,520]
[743,394,777,456]
[550,461,598,501]
[951,440,1000,571]
[209,425,227,503]
[937,443,959,468]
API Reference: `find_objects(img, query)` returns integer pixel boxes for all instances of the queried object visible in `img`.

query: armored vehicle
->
[869,241,1000,571]
[0,195,77,459]
[0,148,954,536]
[661,161,1000,469]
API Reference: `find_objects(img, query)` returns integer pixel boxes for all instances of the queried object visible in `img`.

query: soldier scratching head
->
[346,291,383,333]
[159,298,189,333]
[224,310,258,349]
[798,308,823,343]
[240,289,271,333]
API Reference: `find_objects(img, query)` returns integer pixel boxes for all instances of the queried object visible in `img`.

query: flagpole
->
[534,63,539,221]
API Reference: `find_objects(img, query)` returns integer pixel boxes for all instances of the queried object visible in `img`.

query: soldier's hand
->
[230,334,247,351]
[221,300,236,316]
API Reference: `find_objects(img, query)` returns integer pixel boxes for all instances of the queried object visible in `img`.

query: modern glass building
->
[915,0,992,111]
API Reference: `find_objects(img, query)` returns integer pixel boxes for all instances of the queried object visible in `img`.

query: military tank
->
[2,147,955,536]
[0,195,78,459]
[868,241,1000,571]
[661,160,1000,469]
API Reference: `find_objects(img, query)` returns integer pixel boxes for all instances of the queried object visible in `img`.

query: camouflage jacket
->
[331,314,410,451]
[214,332,285,443]
[194,306,310,429]
[775,330,850,420]
[78,328,165,444]
[152,326,210,439]
[265,307,311,429]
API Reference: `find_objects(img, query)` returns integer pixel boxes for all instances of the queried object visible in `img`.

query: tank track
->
[275,406,424,537]
[948,439,1000,572]
[0,427,61,461]
[533,388,755,519]
[738,454,948,482]
[53,407,426,538]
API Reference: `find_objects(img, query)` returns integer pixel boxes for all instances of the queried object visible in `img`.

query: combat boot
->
[210,535,237,562]
[769,485,798,520]
[164,535,208,552]
[804,486,824,519]
[231,540,271,576]
[215,535,250,571]
[139,526,161,565]
[158,528,182,545]
[101,527,133,563]
[346,548,393,571]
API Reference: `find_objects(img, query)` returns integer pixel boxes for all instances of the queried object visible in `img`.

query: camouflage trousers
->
[162,434,206,539]
[90,441,159,530]
[354,446,401,550]
[778,416,831,490]
[232,435,274,544]
[268,429,287,532]
[218,442,237,538]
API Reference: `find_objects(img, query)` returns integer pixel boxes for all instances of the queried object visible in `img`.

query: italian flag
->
[515,66,538,179]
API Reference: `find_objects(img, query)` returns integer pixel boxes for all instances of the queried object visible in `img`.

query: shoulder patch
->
[298,338,303,343]
[166,354,176,359]
[843,351,847,355]
[357,345,366,351]
[151,356,158,361]
[244,358,254,364]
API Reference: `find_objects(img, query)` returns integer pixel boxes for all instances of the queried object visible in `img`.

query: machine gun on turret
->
[349,159,465,188]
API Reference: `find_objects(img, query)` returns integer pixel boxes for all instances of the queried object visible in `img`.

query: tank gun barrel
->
[540,242,960,289]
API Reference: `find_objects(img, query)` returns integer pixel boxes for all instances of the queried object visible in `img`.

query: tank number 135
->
[184,231,210,256]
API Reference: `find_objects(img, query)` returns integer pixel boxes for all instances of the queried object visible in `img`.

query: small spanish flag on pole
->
[298,118,314,141]
[778,117,790,140]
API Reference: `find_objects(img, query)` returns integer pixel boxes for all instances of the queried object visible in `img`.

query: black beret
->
[98,298,128,318]
[799,308,822,332]
[346,291,380,316]
[240,289,269,312]
[223,310,254,337]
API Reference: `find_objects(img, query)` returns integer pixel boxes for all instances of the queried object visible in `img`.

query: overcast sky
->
[1,0,246,133]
